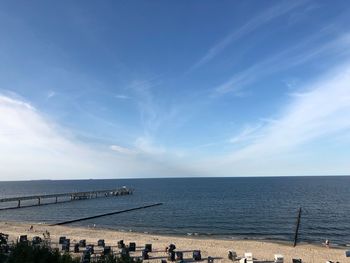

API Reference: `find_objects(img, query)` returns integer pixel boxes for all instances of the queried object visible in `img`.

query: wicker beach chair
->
[118,240,125,248]
[274,254,283,263]
[244,252,254,263]
[145,243,152,252]
[193,250,202,261]
[97,239,105,247]
[129,242,136,252]
[0,233,8,245]
[228,250,237,261]
[79,239,86,247]
[58,236,66,244]
[18,235,28,244]
[74,243,79,253]
[62,239,70,253]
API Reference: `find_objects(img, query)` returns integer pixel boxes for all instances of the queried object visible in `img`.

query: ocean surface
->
[0,177,349,246]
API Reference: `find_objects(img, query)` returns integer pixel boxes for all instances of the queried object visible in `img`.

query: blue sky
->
[1,0,350,180]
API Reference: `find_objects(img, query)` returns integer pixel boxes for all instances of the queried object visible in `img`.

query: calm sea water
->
[0,177,349,246]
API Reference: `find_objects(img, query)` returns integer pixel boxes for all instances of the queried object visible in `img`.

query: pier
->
[0,187,133,210]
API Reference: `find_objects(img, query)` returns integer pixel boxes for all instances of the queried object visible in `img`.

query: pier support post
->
[17,200,21,208]
[55,196,58,203]
[38,198,41,206]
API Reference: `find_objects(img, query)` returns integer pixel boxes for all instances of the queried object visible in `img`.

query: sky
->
[1,0,350,180]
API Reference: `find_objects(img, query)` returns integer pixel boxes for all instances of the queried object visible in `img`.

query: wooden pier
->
[0,187,133,210]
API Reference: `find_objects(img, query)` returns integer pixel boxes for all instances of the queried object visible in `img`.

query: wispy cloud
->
[114,94,130,99]
[109,145,136,154]
[190,1,306,70]
[134,136,165,155]
[110,138,165,156]
[214,31,350,95]
[128,78,182,141]
[237,64,350,157]
[288,3,321,25]
[47,90,56,99]
[128,79,161,135]
[200,63,350,175]
[229,123,265,144]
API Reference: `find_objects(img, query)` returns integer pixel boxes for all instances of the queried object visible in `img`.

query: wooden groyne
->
[0,187,133,210]
[53,203,163,225]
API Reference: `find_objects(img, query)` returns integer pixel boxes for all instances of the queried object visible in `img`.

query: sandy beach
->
[0,221,348,263]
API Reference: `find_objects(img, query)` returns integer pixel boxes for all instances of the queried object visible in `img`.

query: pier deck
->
[0,187,133,209]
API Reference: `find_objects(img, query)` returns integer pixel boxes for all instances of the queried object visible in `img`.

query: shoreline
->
[0,221,348,262]
[2,219,348,249]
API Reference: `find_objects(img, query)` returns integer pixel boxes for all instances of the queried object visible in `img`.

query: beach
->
[0,222,347,262]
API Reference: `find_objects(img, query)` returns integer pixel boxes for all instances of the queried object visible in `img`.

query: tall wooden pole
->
[293,207,302,247]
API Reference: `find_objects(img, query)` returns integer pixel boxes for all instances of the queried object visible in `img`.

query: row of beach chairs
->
[228,250,343,263]
[6,233,347,263]
[59,238,205,262]
[228,250,297,263]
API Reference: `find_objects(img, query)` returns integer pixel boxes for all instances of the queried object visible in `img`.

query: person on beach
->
[325,239,329,248]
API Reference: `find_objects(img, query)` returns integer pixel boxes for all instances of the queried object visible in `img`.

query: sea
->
[0,176,349,246]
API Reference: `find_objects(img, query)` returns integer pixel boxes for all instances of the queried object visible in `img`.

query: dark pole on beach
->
[293,207,302,247]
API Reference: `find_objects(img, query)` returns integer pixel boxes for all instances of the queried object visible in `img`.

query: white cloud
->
[0,94,192,180]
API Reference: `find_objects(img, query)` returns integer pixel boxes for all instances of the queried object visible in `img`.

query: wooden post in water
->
[293,207,302,247]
